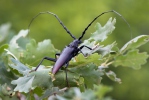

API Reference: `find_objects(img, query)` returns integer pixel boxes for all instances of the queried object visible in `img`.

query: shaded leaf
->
[53,69,80,88]
[54,85,113,100]
[0,65,17,86]
[0,84,17,100]
[70,63,103,89]
[57,87,96,100]
[39,87,67,99]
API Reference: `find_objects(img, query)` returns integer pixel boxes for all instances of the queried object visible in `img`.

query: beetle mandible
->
[28,10,130,77]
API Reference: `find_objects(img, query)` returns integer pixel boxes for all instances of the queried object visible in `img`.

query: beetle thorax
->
[69,39,82,48]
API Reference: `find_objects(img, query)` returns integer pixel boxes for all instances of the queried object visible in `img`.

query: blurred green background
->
[0,0,149,100]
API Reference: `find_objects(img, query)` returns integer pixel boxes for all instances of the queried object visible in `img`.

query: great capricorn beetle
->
[28,10,130,83]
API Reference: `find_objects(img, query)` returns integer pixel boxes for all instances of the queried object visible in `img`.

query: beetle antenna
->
[28,11,76,40]
[79,10,131,40]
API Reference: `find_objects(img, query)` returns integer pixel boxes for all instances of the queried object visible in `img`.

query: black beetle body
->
[52,39,81,74]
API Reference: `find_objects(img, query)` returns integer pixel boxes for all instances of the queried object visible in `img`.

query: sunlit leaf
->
[89,17,116,42]
[9,30,28,48]
[0,44,9,55]
[113,49,149,69]
[31,66,53,90]
[91,42,116,57]
[11,75,35,93]
[70,53,102,67]
[9,58,30,75]
[105,71,122,84]
[9,58,53,93]
[120,35,149,53]
[21,39,59,66]
[80,18,116,56]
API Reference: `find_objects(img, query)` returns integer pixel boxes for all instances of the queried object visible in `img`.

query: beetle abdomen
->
[52,47,75,74]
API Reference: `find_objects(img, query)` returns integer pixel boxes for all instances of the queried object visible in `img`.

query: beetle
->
[29,10,130,84]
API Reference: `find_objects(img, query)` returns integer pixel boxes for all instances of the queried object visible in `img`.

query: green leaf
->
[52,70,68,87]
[0,44,9,55]
[11,67,53,93]
[11,75,35,93]
[9,58,53,93]
[57,87,97,100]
[80,18,116,56]
[8,30,28,57]
[53,69,80,88]
[89,17,116,42]
[0,55,17,86]
[91,42,116,57]
[21,39,59,66]
[39,87,67,99]
[9,58,30,75]
[105,71,121,84]
[78,77,85,92]
[16,36,30,50]
[113,49,149,69]
[53,85,113,100]
[120,35,149,53]
[70,63,103,89]
[31,66,53,90]
[5,49,18,60]
[9,30,28,49]
[70,53,102,67]
[94,84,113,99]
[0,65,17,86]
[0,84,17,100]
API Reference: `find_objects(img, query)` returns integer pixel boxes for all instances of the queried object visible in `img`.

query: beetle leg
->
[33,56,56,71]
[79,50,86,57]
[79,45,92,57]
[79,45,92,50]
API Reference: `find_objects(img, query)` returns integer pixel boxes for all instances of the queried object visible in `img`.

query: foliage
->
[0,18,148,100]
